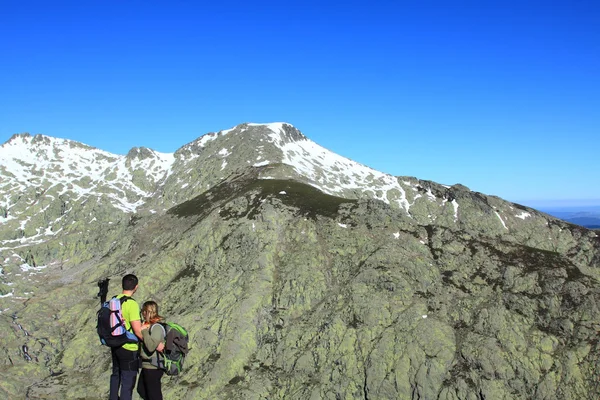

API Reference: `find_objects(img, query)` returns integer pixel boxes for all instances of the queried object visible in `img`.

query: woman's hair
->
[141,301,163,324]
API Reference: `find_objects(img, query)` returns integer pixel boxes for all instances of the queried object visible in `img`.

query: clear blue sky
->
[1,1,598,207]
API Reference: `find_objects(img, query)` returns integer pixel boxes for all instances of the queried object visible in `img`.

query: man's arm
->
[123,299,143,340]
[131,319,143,340]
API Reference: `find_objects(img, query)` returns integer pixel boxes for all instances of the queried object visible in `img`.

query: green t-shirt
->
[117,294,141,352]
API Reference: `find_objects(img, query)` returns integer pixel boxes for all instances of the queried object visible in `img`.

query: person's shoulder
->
[124,298,140,312]
[125,296,139,306]
[120,296,140,315]
[117,294,139,305]
[150,322,167,337]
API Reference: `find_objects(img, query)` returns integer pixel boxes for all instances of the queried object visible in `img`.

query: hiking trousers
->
[109,347,139,400]
[137,368,164,400]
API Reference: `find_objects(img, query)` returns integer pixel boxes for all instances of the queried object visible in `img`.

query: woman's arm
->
[141,324,164,353]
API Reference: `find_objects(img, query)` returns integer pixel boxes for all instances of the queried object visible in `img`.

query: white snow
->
[196,132,219,147]
[0,214,16,223]
[254,160,270,167]
[494,211,509,230]
[219,127,235,136]
[426,189,436,201]
[279,191,287,195]
[393,232,400,239]
[0,292,14,298]
[0,134,175,213]
[338,223,347,228]
[20,263,47,273]
[451,200,459,222]
[274,133,411,211]
[516,211,531,220]
[218,148,231,157]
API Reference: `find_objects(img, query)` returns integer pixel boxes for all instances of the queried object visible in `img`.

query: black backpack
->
[97,296,139,347]
[150,322,189,375]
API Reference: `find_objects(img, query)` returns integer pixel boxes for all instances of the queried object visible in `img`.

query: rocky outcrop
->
[1,125,599,399]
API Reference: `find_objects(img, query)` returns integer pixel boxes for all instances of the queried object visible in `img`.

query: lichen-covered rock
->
[1,125,600,399]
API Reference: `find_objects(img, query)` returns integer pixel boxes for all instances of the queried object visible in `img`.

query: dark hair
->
[122,274,138,291]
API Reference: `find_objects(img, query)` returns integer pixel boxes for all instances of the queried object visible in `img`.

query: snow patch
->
[20,263,47,273]
[196,132,218,147]
[218,148,231,157]
[494,211,509,230]
[451,200,459,222]
[277,138,411,211]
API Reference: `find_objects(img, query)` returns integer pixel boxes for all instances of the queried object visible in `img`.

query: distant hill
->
[539,206,600,229]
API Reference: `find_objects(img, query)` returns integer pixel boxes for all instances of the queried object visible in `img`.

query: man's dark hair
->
[122,274,138,291]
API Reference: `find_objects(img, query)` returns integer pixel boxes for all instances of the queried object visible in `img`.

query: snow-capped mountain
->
[0,133,174,214]
[1,122,552,258]
[2,123,599,400]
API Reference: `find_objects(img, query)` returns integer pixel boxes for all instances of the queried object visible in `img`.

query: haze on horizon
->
[1,1,598,208]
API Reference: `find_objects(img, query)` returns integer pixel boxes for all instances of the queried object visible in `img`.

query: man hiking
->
[109,274,143,400]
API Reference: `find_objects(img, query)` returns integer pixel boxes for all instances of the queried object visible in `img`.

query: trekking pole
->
[97,278,110,304]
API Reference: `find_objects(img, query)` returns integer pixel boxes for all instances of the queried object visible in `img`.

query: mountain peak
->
[245,122,307,144]
[3,132,32,145]
[2,132,101,155]
[126,146,160,160]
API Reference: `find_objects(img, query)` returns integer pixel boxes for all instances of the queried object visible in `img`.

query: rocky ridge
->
[0,123,599,399]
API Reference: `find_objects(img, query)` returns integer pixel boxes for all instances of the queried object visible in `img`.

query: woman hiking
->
[137,301,166,400]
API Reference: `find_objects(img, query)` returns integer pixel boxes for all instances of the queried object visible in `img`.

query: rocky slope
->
[1,123,599,399]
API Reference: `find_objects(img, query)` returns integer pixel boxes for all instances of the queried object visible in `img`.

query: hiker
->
[109,274,143,400]
[137,300,166,400]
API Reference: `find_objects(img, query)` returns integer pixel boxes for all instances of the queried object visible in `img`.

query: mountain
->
[540,207,600,230]
[1,123,599,399]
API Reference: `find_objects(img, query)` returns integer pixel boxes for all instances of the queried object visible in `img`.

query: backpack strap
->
[149,323,166,340]
[115,295,134,333]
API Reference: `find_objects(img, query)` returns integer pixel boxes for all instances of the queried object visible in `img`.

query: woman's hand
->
[141,321,150,331]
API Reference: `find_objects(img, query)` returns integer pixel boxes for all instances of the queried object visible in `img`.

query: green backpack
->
[151,322,189,375]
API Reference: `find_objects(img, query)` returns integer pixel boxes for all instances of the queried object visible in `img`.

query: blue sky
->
[1,1,598,208]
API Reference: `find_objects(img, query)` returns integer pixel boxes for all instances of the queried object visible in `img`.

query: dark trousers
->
[109,347,139,400]
[137,368,164,400]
